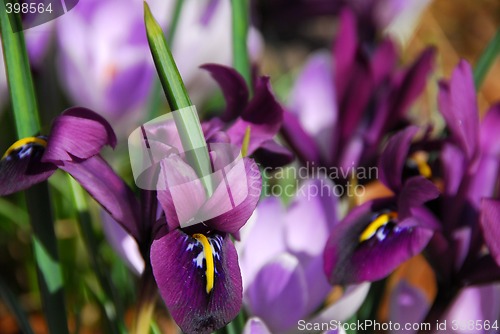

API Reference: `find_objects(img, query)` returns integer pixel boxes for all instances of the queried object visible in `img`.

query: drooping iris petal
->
[150,229,242,334]
[201,64,249,122]
[480,199,500,267]
[324,199,435,284]
[43,107,116,162]
[227,77,284,156]
[438,60,479,160]
[245,253,307,333]
[379,126,419,191]
[243,318,271,334]
[202,158,262,234]
[0,137,56,196]
[58,155,142,241]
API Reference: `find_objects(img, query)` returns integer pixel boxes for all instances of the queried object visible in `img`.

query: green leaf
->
[0,0,40,137]
[144,2,213,196]
[0,277,35,334]
[230,0,251,90]
[474,29,500,90]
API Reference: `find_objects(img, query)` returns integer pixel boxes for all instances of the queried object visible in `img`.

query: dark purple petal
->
[252,140,294,168]
[203,158,262,234]
[480,103,500,156]
[227,77,284,156]
[59,155,141,241]
[202,64,249,122]
[334,9,357,101]
[323,200,434,284]
[151,229,242,334]
[370,38,397,86]
[379,126,419,191]
[245,253,307,333]
[480,199,500,267]
[440,143,466,196]
[43,107,117,162]
[390,47,435,121]
[398,176,440,221]
[438,60,479,160]
[0,138,56,195]
[281,112,321,164]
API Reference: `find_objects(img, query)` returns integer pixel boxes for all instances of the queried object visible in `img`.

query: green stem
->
[69,176,124,334]
[474,29,500,90]
[144,2,213,196]
[1,4,69,334]
[230,0,252,90]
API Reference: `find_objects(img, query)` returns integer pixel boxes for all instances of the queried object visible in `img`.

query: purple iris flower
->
[282,8,435,177]
[323,126,440,284]
[202,64,293,167]
[0,107,116,196]
[238,179,370,333]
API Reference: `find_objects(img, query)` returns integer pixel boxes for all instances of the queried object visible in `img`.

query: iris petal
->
[0,137,56,195]
[324,200,435,284]
[151,229,242,334]
[43,107,117,163]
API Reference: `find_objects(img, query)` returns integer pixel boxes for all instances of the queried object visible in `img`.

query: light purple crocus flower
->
[282,8,435,178]
[56,0,262,132]
[56,0,158,132]
[238,178,370,333]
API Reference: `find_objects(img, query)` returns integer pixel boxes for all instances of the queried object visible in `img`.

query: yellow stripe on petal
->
[359,212,398,243]
[193,233,215,294]
[241,126,251,157]
[2,137,47,159]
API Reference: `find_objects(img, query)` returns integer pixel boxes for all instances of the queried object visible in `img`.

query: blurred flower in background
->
[56,0,262,135]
